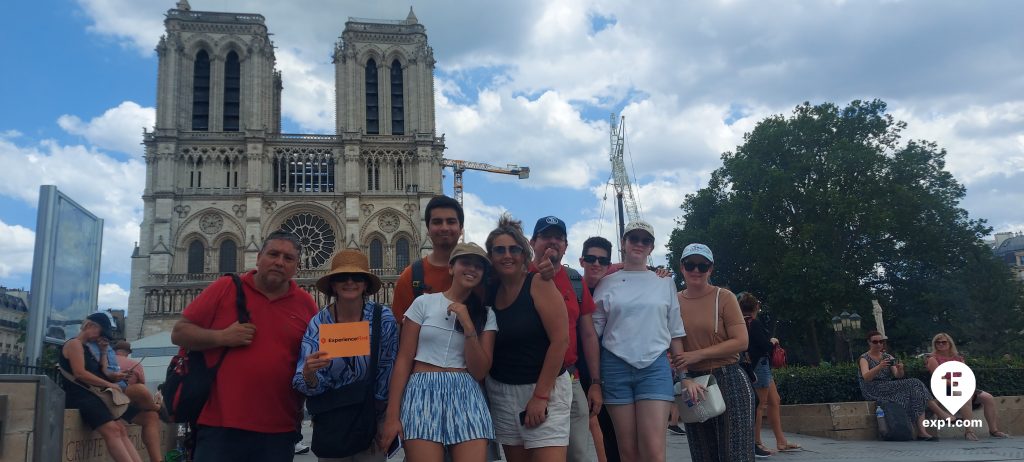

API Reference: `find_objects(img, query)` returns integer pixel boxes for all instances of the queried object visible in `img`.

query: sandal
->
[777,442,802,451]
[965,429,979,441]
[756,443,775,454]
[990,431,1009,438]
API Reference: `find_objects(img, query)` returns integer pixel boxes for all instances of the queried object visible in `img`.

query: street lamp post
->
[831,311,863,361]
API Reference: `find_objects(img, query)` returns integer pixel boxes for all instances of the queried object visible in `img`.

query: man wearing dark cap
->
[171,231,319,462]
[530,216,602,462]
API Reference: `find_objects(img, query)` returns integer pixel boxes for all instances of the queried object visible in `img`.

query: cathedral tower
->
[127,3,444,340]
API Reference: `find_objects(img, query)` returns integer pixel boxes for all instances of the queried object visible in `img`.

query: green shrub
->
[774,356,1024,405]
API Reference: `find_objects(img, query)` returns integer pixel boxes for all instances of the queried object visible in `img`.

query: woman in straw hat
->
[380,242,498,462]
[293,249,399,461]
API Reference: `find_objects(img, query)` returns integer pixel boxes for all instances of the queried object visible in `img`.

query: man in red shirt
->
[530,216,602,462]
[391,195,464,321]
[171,231,319,462]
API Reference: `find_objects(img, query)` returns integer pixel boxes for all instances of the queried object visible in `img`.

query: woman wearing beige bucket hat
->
[380,242,498,462]
[292,249,399,461]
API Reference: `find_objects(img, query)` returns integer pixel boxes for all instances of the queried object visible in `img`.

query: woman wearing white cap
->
[380,242,498,462]
[675,243,755,461]
[592,221,686,462]
[294,249,399,461]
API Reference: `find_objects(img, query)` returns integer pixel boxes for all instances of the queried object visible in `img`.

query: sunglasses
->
[581,255,611,266]
[492,245,524,256]
[626,235,654,246]
[934,340,949,345]
[332,274,367,284]
[682,261,712,273]
[870,339,887,345]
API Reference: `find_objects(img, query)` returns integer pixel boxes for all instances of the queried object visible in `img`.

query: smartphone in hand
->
[385,438,401,458]
[518,408,549,425]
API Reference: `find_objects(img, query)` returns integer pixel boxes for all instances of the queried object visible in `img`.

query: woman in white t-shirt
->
[380,242,498,462]
[593,221,688,462]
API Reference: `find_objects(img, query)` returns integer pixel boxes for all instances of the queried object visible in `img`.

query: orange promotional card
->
[319,322,371,358]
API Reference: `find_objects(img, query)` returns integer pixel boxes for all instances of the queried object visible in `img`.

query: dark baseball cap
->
[86,312,114,340]
[532,216,567,239]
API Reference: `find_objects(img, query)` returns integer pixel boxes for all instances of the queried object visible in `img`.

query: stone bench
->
[62,409,170,462]
[778,396,1024,440]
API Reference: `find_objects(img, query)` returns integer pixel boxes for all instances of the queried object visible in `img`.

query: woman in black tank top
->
[485,214,570,462]
[60,314,144,462]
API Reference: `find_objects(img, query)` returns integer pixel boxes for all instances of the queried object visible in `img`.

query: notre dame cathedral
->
[126,1,444,340]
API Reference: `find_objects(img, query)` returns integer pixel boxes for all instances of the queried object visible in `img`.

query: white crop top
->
[404,292,498,368]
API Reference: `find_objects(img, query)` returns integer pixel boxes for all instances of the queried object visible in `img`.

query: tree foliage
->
[668,100,1024,363]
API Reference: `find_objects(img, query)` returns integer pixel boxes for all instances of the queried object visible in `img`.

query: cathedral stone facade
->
[126,2,444,340]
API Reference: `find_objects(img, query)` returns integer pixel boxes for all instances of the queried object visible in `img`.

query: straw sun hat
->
[315,249,383,297]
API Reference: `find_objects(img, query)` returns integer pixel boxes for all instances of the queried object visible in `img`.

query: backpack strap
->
[714,287,721,335]
[564,266,585,305]
[411,259,430,298]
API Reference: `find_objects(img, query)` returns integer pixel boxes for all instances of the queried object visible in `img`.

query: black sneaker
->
[755,444,773,458]
[667,424,686,435]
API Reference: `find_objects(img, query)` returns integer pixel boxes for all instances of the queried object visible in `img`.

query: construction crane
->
[441,159,530,206]
[609,114,643,261]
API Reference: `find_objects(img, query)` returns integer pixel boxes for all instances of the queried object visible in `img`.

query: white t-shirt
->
[592,270,685,369]
[404,292,498,368]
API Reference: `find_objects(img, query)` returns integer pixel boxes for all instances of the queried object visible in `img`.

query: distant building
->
[992,231,1024,282]
[0,287,29,360]
[126,2,444,340]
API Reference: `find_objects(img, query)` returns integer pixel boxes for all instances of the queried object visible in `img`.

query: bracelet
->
[533,392,550,401]
[464,333,477,339]
[591,377,603,386]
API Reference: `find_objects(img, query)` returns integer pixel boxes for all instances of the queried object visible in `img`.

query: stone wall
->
[61,410,167,462]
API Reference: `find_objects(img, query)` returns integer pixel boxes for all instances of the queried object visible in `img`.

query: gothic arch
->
[183,34,217,60]
[358,48,385,68]
[216,36,252,62]
[383,49,408,68]
[359,207,420,241]
[175,208,245,248]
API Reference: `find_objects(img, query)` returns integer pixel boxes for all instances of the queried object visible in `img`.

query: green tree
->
[668,100,1024,363]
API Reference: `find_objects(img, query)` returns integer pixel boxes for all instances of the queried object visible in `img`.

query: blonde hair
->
[930,332,960,357]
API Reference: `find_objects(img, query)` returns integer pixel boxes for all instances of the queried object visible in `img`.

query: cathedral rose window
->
[279,213,336,269]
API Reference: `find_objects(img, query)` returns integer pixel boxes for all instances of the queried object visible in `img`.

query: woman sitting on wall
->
[926,332,1009,440]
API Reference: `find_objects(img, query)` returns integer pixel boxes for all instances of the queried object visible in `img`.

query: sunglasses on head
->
[333,274,367,284]
[870,339,886,345]
[682,260,712,273]
[581,255,611,266]
[492,245,524,256]
[626,234,654,246]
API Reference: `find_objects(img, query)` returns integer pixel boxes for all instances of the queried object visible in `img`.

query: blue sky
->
[2,0,1023,312]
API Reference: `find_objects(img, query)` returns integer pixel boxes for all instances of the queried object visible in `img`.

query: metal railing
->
[0,356,58,382]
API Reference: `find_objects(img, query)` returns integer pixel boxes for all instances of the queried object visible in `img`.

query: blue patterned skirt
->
[400,371,495,445]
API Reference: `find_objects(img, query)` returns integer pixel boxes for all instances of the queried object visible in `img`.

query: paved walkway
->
[295,421,1022,461]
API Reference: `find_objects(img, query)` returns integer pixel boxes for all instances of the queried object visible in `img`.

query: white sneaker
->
[294,442,310,455]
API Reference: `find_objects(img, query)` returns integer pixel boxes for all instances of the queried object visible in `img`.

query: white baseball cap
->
[680,243,714,263]
[622,221,655,239]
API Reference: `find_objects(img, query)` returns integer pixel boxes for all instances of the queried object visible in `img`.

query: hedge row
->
[773,357,1024,405]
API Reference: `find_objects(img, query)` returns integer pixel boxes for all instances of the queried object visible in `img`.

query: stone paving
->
[295,421,1023,461]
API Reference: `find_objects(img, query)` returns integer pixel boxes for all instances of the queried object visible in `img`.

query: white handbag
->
[675,288,727,424]
[676,373,726,423]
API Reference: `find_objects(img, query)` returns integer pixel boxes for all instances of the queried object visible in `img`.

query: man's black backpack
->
[163,273,250,423]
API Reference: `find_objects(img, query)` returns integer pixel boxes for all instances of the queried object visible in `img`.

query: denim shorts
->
[600,348,674,404]
[752,356,773,389]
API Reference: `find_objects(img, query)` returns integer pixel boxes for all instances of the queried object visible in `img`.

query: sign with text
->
[930,360,977,415]
[319,322,370,358]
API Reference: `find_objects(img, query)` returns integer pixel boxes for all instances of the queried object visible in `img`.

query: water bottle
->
[875,405,888,436]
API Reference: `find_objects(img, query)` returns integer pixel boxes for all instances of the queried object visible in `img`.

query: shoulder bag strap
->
[209,273,250,370]
[714,287,721,334]
[367,303,383,399]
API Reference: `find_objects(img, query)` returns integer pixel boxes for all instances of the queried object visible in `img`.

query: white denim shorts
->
[484,372,572,449]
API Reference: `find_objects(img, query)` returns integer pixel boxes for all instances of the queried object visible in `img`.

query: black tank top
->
[490,273,551,384]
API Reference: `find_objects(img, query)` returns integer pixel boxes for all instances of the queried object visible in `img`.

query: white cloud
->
[461,193,508,246]
[57,101,154,156]
[0,134,145,279]
[0,220,35,278]
[98,283,130,310]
